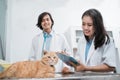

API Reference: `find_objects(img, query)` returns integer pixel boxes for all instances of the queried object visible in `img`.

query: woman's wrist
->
[84,66,92,71]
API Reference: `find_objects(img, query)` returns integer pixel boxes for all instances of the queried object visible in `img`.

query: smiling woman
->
[74,9,118,73]
[29,12,72,73]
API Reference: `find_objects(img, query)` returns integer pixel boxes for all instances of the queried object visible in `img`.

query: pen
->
[63,49,69,55]
[64,49,66,52]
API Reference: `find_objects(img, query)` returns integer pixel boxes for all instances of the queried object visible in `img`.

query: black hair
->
[82,9,110,49]
[36,12,54,30]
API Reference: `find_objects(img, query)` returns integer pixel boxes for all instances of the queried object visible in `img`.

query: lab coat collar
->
[43,30,54,37]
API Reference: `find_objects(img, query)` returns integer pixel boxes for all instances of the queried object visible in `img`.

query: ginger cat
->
[0,51,58,79]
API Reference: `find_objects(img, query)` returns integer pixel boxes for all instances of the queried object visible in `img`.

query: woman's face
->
[82,16,95,39]
[41,14,52,31]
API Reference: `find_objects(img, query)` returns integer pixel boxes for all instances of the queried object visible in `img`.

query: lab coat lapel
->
[79,36,86,64]
[49,33,61,52]
[37,33,44,58]
[86,39,95,64]
[81,39,86,64]
[49,34,55,51]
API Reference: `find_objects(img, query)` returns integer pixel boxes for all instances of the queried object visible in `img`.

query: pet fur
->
[0,52,58,79]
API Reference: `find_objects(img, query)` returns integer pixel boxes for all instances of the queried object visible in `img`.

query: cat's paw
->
[45,73,54,78]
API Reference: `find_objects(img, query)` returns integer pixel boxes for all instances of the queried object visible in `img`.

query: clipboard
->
[56,53,80,67]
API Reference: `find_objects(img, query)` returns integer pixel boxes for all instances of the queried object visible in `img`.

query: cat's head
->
[41,51,58,66]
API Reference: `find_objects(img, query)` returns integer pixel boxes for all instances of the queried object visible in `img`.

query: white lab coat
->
[75,36,117,72]
[29,31,72,72]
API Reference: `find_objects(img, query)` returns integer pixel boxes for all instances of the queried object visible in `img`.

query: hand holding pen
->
[61,49,70,56]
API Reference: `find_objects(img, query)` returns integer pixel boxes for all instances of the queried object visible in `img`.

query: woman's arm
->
[75,63,115,72]
[85,64,115,72]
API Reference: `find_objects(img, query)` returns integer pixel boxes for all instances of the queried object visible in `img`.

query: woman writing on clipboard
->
[74,9,117,73]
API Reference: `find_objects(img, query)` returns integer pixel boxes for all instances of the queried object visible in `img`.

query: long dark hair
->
[82,9,110,49]
[36,12,54,30]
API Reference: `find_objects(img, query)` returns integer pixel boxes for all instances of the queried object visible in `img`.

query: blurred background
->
[0,0,120,63]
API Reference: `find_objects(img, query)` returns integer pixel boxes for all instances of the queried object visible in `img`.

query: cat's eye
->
[48,56,51,58]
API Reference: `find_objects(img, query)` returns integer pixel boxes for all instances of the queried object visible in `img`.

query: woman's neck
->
[88,35,94,40]
[44,28,52,34]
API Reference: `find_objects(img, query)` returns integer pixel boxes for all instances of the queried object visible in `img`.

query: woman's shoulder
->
[109,37,114,41]
[102,36,115,48]
[53,31,65,38]
[105,36,114,43]
[109,37,115,45]
[32,33,43,40]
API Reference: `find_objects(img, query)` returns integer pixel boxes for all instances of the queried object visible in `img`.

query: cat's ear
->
[44,51,48,55]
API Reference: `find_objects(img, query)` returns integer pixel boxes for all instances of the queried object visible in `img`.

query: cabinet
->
[64,26,83,49]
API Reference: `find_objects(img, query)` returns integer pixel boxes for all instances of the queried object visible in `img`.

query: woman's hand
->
[74,62,86,72]
[62,67,71,74]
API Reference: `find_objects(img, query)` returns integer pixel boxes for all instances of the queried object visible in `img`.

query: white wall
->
[5,0,120,63]
[0,0,7,59]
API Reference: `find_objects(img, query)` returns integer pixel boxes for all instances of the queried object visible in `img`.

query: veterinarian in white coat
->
[29,12,72,72]
[74,9,117,73]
